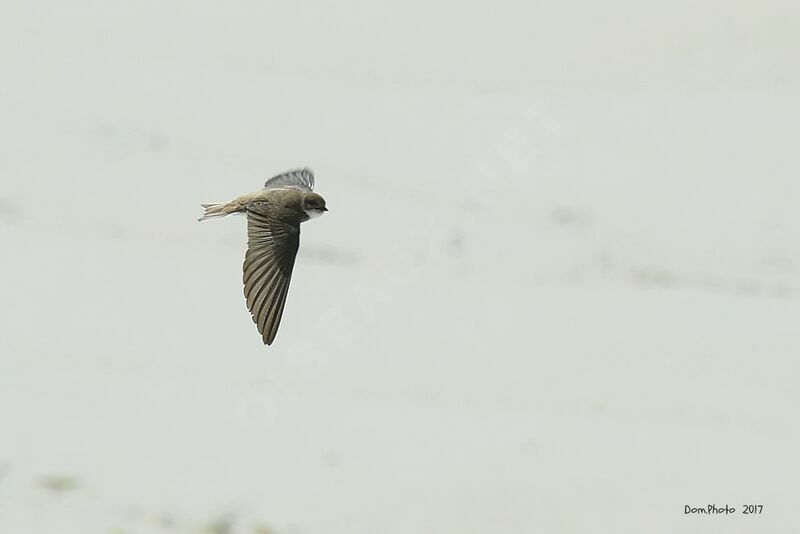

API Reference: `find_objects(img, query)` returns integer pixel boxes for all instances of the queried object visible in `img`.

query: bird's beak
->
[323,207,329,211]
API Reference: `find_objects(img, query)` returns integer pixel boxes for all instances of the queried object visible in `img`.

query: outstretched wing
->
[263,168,315,192]
[243,204,300,345]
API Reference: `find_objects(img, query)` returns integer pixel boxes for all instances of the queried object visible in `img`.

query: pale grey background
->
[1,1,798,533]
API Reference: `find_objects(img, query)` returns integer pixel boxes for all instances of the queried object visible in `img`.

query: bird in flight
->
[199,167,327,345]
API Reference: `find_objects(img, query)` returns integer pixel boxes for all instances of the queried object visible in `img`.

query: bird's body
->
[199,188,312,222]
[199,168,327,345]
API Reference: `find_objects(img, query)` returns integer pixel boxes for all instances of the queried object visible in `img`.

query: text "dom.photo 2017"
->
[685,504,764,515]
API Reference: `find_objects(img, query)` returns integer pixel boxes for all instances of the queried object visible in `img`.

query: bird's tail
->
[198,203,228,221]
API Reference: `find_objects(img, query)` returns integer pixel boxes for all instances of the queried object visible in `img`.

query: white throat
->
[304,209,324,220]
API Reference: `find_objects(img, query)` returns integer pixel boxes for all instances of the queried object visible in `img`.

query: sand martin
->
[199,167,327,345]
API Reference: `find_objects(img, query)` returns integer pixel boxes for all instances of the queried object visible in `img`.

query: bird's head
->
[302,192,328,220]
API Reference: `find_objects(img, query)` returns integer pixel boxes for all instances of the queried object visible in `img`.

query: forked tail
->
[198,203,227,221]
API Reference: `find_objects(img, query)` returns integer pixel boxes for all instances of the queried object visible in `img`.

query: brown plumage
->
[199,168,327,345]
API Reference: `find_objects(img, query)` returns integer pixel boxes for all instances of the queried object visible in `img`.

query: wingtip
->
[263,331,278,346]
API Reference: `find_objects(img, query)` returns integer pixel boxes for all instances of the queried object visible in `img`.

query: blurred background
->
[1,1,798,532]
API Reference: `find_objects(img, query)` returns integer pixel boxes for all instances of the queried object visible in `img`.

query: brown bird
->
[199,168,327,345]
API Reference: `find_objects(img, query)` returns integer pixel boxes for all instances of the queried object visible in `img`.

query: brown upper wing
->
[263,167,314,191]
[243,205,300,345]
